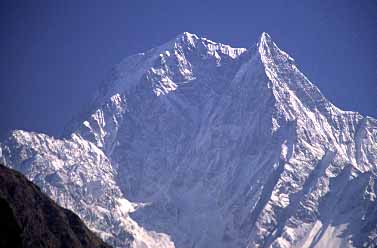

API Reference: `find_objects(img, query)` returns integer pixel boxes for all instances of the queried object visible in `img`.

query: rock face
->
[0,164,111,248]
[1,32,377,248]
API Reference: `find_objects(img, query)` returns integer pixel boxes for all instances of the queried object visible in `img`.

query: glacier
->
[1,32,377,248]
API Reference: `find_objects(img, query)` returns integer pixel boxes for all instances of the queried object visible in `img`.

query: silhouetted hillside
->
[0,164,112,248]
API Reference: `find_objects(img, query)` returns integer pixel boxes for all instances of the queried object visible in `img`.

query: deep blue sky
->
[0,0,376,139]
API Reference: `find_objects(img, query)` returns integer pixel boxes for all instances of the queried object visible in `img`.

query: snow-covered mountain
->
[1,32,376,248]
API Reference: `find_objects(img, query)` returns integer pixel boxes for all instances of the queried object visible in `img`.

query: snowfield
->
[1,32,377,248]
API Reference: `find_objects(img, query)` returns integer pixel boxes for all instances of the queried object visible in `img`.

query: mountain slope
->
[0,131,173,247]
[0,164,111,248]
[1,32,376,248]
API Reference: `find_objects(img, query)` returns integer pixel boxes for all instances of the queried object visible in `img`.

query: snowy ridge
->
[92,32,247,100]
[75,93,127,155]
[1,32,377,248]
[0,130,174,248]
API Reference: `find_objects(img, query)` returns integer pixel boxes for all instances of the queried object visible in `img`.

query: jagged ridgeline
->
[1,32,376,248]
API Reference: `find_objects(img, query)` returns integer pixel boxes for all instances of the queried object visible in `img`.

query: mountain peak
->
[173,32,246,55]
[260,32,272,43]
[179,31,199,39]
[254,31,340,120]
[257,32,281,57]
[257,31,297,71]
[175,31,199,45]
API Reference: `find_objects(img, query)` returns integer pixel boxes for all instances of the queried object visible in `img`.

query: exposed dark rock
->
[0,164,112,248]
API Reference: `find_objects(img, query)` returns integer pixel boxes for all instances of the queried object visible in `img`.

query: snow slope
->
[1,32,376,248]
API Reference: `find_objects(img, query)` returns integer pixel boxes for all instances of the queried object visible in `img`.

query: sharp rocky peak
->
[252,32,340,120]
[257,31,293,62]
[74,31,339,136]
[170,31,248,58]
[174,31,199,45]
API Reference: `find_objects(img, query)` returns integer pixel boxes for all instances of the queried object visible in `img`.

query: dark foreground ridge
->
[0,164,112,248]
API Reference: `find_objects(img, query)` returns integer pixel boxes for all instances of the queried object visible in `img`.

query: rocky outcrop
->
[0,164,112,248]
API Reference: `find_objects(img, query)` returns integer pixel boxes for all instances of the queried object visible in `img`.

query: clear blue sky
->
[0,0,376,139]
